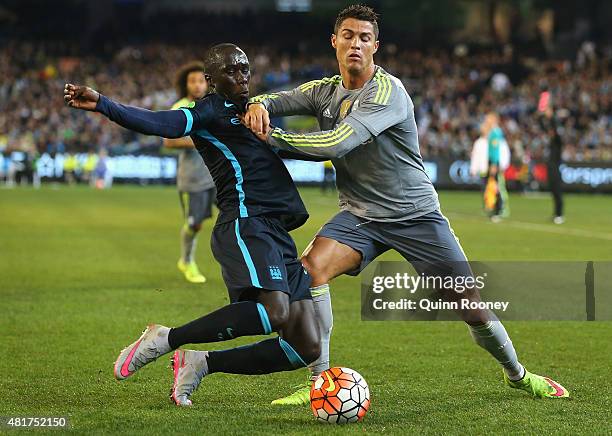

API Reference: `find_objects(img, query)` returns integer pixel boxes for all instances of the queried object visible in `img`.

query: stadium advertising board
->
[5,153,612,192]
[430,159,612,193]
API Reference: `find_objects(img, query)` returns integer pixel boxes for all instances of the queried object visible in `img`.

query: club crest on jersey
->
[269,266,283,280]
[340,99,354,119]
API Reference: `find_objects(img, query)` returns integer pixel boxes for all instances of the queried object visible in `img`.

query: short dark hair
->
[175,61,205,99]
[334,4,379,39]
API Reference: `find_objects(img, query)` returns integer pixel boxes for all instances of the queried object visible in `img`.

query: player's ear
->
[331,33,337,49]
[205,74,215,89]
[373,40,379,54]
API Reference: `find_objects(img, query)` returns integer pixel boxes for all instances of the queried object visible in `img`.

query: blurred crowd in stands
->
[0,39,610,184]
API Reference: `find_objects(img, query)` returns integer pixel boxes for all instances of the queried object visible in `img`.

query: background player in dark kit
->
[541,105,565,224]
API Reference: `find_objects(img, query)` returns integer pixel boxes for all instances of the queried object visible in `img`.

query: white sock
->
[468,320,524,380]
[181,225,197,263]
[308,284,333,380]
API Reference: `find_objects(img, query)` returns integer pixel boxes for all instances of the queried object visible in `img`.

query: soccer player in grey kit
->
[245,4,569,404]
[164,62,215,284]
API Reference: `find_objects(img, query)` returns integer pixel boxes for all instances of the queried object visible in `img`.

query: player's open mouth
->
[348,53,361,61]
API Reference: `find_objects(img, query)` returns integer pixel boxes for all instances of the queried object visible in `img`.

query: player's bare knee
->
[301,256,331,286]
[189,222,202,233]
[304,341,321,365]
[263,301,290,330]
[464,308,494,326]
[296,337,321,365]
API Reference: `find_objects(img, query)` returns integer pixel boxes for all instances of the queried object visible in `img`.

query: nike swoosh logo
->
[120,338,143,378]
[544,377,567,397]
[224,101,234,107]
[324,370,335,392]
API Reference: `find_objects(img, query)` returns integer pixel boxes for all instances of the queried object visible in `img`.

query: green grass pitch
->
[1,186,611,434]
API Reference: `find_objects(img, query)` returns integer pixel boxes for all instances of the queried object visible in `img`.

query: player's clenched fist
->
[244,103,270,137]
[64,83,100,111]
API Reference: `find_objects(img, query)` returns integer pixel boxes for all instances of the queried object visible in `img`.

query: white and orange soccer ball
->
[310,367,370,424]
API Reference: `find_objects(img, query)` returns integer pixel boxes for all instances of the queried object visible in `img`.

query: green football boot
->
[271,381,312,406]
[505,369,569,398]
[177,259,206,284]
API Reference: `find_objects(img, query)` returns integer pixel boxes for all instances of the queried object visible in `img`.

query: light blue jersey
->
[488,127,504,165]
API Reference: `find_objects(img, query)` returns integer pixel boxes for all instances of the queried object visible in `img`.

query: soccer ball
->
[310,367,370,424]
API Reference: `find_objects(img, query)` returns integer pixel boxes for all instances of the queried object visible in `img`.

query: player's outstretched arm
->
[245,80,326,135]
[64,83,193,139]
[265,120,371,159]
[274,148,328,162]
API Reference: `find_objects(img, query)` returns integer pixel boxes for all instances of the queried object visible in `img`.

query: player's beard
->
[346,64,362,75]
[345,60,371,77]
[342,53,373,76]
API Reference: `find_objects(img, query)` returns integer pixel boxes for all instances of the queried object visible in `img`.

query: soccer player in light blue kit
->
[245,4,569,404]
[482,112,510,221]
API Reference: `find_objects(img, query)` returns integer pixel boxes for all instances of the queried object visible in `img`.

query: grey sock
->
[469,320,524,379]
[155,325,172,355]
[308,284,333,380]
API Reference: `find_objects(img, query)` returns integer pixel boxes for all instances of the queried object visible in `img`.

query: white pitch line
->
[445,212,612,242]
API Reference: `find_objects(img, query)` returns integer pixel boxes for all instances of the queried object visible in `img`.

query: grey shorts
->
[179,188,215,227]
[317,209,470,277]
